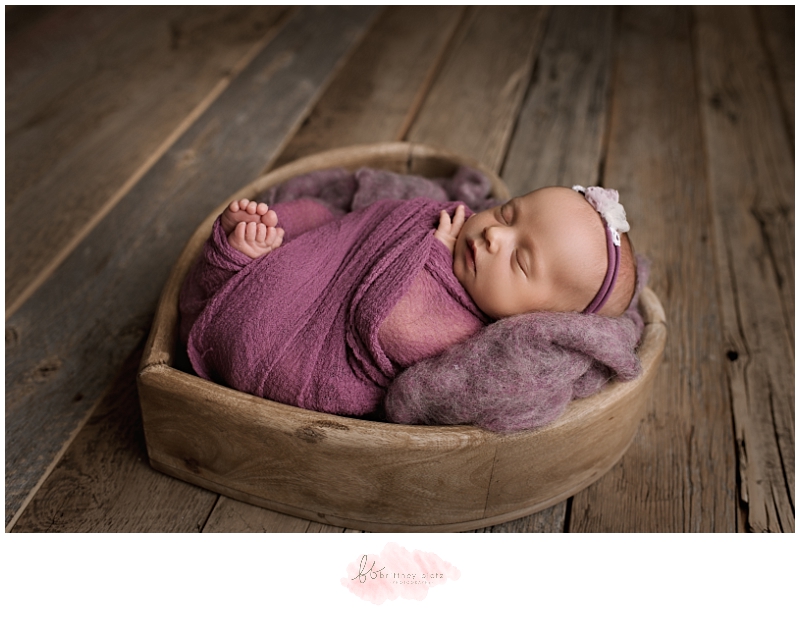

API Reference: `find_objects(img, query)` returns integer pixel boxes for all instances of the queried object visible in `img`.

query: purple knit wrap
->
[182,197,482,415]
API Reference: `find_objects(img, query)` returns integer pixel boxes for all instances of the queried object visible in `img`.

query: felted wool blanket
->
[384,264,648,432]
[182,196,482,416]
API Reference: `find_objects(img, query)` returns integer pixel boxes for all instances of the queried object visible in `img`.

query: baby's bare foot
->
[229,221,285,259]
[220,199,274,234]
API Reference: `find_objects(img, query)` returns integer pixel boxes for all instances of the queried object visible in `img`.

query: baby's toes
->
[255,223,268,245]
[273,227,285,249]
[243,221,259,242]
[264,225,277,247]
[255,202,270,216]
[261,209,278,227]
[233,220,248,241]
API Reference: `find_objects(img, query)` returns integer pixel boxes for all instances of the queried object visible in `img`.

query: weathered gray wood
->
[500,6,616,194]
[6,6,293,312]
[272,5,465,169]
[5,6,381,527]
[474,502,567,533]
[6,6,133,92]
[306,522,347,533]
[756,5,794,140]
[475,5,617,533]
[407,5,550,172]
[10,346,218,532]
[693,6,794,533]
[203,498,314,533]
[569,6,738,532]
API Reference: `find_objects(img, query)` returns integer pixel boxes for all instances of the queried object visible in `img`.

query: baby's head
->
[453,186,636,319]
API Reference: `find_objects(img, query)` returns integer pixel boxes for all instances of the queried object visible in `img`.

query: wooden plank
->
[406,5,549,172]
[568,6,738,532]
[10,344,218,532]
[756,5,794,139]
[475,5,617,533]
[5,6,133,92]
[272,5,465,168]
[6,6,293,312]
[693,6,794,533]
[474,503,566,533]
[307,522,347,533]
[203,498,313,533]
[500,6,616,195]
[5,6,381,527]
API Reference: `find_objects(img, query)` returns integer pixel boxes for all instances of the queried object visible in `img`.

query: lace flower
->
[572,185,630,238]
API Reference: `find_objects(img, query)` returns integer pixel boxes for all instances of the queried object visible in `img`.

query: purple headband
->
[572,185,630,314]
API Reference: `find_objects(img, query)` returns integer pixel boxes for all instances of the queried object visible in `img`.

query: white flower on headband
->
[572,185,630,234]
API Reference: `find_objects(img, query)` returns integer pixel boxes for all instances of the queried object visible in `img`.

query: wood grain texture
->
[5,6,380,527]
[407,5,549,172]
[6,6,133,91]
[756,5,795,140]
[203,498,315,533]
[693,6,795,532]
[5,6,293,311]
[569,6,738,532]
[478,5,617,533]
[272,5,465,169]
[5,6,134,91]
[10,345,218,532]
[500,6,615,194]
[474,502,567,533]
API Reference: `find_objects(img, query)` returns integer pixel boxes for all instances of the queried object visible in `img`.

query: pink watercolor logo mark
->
[342,542,460,604]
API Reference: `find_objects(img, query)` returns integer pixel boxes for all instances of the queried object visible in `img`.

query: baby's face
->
[453,187,607,318]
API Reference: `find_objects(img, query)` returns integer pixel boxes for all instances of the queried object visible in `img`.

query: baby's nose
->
[483,225,507,252]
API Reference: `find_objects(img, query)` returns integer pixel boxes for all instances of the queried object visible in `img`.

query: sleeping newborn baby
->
[179,182,635,418]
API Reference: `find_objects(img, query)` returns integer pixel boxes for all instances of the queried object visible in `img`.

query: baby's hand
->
[433,204,466,255]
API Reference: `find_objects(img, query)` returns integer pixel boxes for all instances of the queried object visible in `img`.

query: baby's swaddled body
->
[180,197,487,416]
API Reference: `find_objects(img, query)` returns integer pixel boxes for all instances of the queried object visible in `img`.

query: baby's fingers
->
[450,204,466,236]
[436,209,452,234]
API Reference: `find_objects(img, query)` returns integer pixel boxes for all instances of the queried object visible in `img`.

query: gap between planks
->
[5,10,294,321]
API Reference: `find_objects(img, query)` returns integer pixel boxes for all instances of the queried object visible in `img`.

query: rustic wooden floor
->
[5,6,794,533]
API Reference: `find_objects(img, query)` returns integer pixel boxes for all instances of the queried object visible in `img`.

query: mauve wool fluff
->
[384,258,650,433]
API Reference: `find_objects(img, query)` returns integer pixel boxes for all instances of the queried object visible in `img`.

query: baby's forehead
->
[515,187,599,229]
[516,187,607,263]
[517,186,589,210]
